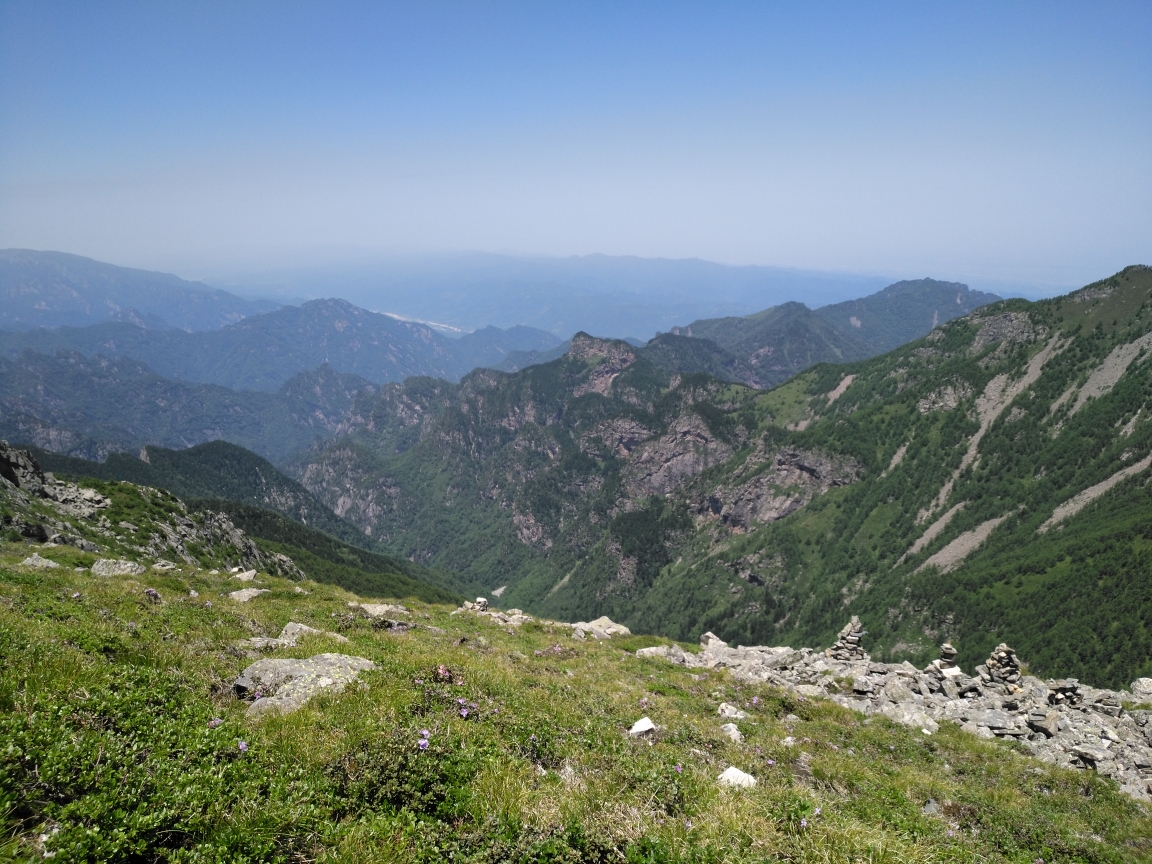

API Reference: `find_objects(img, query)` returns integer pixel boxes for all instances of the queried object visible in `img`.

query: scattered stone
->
[720,722,744,742]
[922,799,939,815]
[232,569,258,582]
[718,702,748,720]
[717,766,757,788]
[241,621,348,650]
[628,717,657,737]
[152,559,179,571]
[293,586,310,594]
[233,653,375,716]
[228,588,270,603]
[92,559,146,577]
[21,553,60,569]
[189,589,199,598]
[639,618,1152,800]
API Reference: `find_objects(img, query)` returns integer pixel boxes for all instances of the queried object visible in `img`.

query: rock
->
[923,799,939,815]
[475,597,489,611]
[720,722,744,742]
[985,643,1022,686]
[1027,710,1061,738]
[92,559,146,577]
[827,616,868,661]
[152,559,179,571]
[628,717,657,737]
[21,553,60,569]
[229,588,270,603]
[717,766,757,788]
[571,616,631,640]
[880,703,939,733]
[353,602,410,617]
[1131,678,1152,700]
[241,621,349,650]
[718,702,749,720]
[234,653,375,716]
[232,569,258,582]
[1071,745,1113,766]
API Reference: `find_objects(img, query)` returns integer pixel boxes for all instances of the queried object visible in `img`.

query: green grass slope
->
[3,550,1151,861]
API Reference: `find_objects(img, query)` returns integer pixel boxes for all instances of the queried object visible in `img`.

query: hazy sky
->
[1,2,1149,291]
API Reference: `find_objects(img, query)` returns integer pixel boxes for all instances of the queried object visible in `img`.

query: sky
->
[0,1,1149,293]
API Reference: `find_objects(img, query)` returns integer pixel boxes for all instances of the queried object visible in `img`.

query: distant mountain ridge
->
[659,278,1000,388]
[0,298,562,392]
[0,249,279,331]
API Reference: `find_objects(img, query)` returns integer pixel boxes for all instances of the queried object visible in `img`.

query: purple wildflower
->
[752,696,761,705]
[534,650,542,656]
[238,741,248,753]
[207,718,223,729]
[71,592,80,598]
[414,678,424,685]
[418,738,429,751]
[889,745,895,751]
[460,708,469,718]
[674,764,682,773]
[947,830,955,837]
[529,734,536,741]
[419,729,430,738]
[766,759,775,766]
[205,601,212,608]
[685,820,693,830]
[800,818,807,829]
[814,807,821,816]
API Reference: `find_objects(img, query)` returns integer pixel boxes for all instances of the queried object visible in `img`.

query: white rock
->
[189,589,199,598]
[21,553,60,569]
[229,588,270,603]
[232,569,258,582]
[1132,678,1152,699]
[628,716,657,737]
[571,616,631,639]
[92,559,146,577]
[717,766,757,788]
[636,645,670,659]
[720,722,744,742]
[718,702,749,719]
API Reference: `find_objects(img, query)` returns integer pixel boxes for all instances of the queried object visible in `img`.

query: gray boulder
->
[234,653,375,716]
[92,559,146,577]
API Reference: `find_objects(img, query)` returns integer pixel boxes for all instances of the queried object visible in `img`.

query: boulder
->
[352,602,410,617]
[21,553,60,570]
[717,766,757,788]
[571,616,631,640]
[229,588,270,603]
[1131,678,1152,700]
[92,559,146,577]
[232,569,258,582]
[234,653,375,716]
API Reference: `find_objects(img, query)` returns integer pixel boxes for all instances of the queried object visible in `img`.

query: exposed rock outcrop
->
[640,627,1152,800]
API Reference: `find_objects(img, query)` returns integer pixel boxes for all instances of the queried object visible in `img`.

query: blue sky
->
[0,1,1149,291]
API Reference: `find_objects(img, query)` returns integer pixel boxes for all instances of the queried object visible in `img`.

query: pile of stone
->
[454,597,536,628]
[977,643,1022,686]
[637,623,1152,801]
[826,616,867,661]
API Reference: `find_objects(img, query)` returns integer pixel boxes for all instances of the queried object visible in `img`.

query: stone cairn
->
[977,643,1022,688]
[827,616,867,661]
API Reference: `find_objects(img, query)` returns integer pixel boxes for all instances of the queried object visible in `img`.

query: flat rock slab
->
[234,653,375,716]
[628,716,657,737]
[22,553,60,569]
[229,588,270,603]
[571,615,631,640]
[92,559,146,577]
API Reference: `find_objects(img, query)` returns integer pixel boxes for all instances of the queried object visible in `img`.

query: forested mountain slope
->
[29,440,370,549]
[0,299,561,391]
[0,355,371,463]
[0,248,277,331]
[294,265,1152,687]
[663,279,999,388]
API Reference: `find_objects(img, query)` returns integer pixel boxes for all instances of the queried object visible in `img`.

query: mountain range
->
[287,265,1152,689]
[0,249,279,331]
